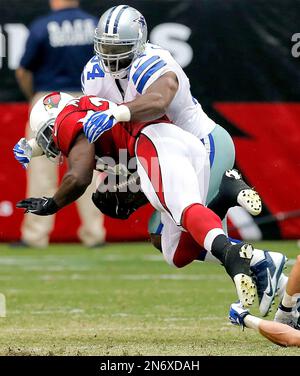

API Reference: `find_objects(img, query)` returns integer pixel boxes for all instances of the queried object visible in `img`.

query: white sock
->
[203,228,225,252]
[244,315,262,330]
[282,292,295,308]
[201,217,227,264]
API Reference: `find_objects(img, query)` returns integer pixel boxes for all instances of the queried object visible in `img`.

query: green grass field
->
[0,241,299,356]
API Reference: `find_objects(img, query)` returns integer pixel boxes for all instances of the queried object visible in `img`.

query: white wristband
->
[28,138,44,157]
[112,105,131,122]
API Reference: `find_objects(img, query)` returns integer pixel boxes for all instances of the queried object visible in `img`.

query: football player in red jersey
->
[14,92,259,308]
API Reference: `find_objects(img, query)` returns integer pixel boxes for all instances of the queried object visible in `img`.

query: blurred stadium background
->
[1,0,300,242]
[0,0,300,355]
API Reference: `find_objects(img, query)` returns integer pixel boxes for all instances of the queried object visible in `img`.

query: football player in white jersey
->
[78,5,287,316]
[82,5,256,215]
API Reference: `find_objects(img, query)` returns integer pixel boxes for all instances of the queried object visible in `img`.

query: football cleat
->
[220,169,262,216]
[251,251,287,316]
[233,274,256,308]
[274,300,300,329]
[295,297,300,329]
[229,301,250,328]
[237,189,261,216]
[223,243,256,307]
[207,169,262,220]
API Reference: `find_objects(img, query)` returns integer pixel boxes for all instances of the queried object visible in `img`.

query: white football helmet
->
[30,92,74,160]
[94,5,148,78]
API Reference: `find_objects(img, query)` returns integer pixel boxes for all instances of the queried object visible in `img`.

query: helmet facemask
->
[36,119,61,163]
[94,30,146,79]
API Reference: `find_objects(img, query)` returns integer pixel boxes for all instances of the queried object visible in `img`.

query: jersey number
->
[87,57,105,80]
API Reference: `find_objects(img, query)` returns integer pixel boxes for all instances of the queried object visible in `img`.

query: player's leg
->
[148,124,286,316]
[274,255,300,328]
[21,144,57,247]
[283,255,300,300]
[136,123,256,306]
[158,212,220,268]
[202,125,285,316]
[229,302,300,347]
[206,125,261,218]
[18,94,56,248]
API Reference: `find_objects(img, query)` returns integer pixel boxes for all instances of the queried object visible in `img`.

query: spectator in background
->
[14,0,106,248]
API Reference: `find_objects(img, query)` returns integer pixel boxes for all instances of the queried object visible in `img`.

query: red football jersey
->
[53,95,168,163]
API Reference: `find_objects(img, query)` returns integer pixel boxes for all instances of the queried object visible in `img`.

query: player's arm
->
[83,72,178,143]
[125,71,179,122]
[53,133,95,208]
[17,133,95,215]
[16,21,42,101]
[15,67,34,101]
[13,138,44,169]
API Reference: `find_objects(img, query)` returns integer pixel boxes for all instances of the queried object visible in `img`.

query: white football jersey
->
[82,43,216,139]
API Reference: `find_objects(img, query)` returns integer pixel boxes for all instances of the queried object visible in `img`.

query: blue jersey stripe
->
[155,222,164,235]
[136,60,167,94]
[208,133,215,167]
[192,96,198,105]
[105,6,117,33]
[228,237,241,244]
[132,56,160,85]
[113,5,129,34]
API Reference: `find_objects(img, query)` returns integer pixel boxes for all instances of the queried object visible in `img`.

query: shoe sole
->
[233,273,256,307]
[237,189,262,216]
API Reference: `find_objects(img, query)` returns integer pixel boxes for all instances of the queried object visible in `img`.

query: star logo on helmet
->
[134,16,146,28]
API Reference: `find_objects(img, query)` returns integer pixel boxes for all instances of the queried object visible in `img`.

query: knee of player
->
[296,255,300,266]
[173,259,189,268]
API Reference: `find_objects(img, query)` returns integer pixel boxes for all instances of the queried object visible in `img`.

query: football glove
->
[16,197,59,216]
[229,302,250,329]
[83,109,117,143]
[13,138,33,169]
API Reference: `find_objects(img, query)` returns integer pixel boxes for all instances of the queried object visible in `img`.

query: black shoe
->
[208,169,262,219]
[224,242,256,308]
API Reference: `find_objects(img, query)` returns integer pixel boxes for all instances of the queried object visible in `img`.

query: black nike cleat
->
[214,169,262,216]
[223,242,256,308]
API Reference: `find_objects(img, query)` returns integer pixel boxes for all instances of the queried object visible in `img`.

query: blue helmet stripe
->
[132,56,160,85]
[105,6,117,33]
[113,5,129,34]
[136,60,167,94]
